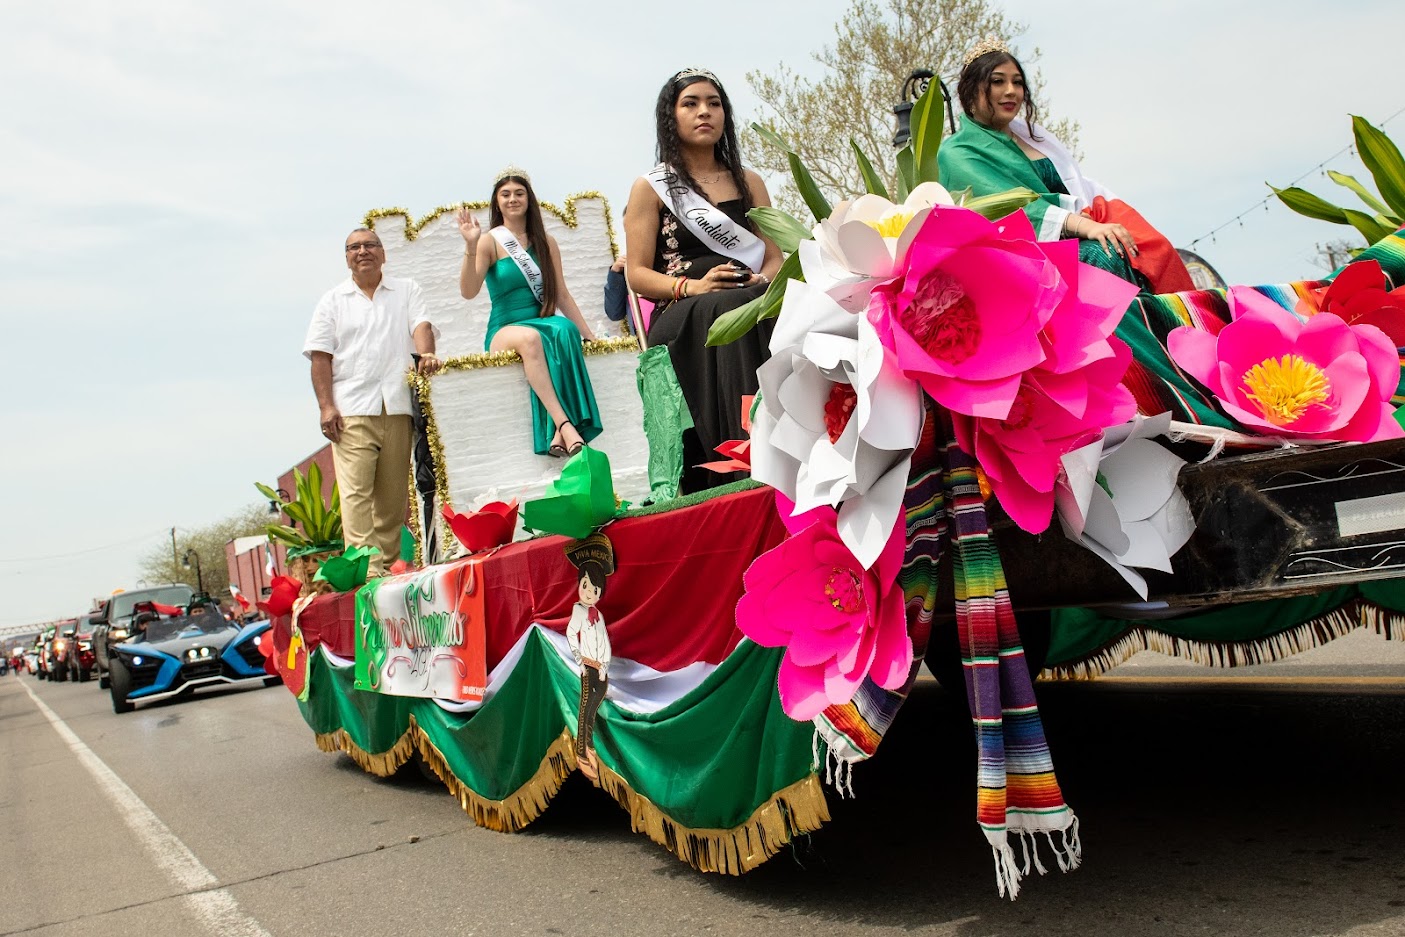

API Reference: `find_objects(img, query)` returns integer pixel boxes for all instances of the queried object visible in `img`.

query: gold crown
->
[962,34,1012,68]
[672,66,720,86]
[494,164,530,185]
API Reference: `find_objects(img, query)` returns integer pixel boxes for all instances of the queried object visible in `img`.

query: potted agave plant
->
[255,465,343,595]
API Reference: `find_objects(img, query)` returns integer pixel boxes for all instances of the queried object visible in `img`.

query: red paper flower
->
[1310,260,1405,348]
[255,575,303,618]
[443,500,519,553]
[700,396,755,474]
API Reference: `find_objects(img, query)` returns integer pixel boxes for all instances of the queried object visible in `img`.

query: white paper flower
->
[804,182,956,312]
[1054,413,1196,599]
[750,279,925,569]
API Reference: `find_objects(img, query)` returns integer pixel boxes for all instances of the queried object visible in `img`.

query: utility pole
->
[170,527,177,573]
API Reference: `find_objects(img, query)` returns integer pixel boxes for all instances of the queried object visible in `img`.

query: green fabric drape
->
[299,629,818,832]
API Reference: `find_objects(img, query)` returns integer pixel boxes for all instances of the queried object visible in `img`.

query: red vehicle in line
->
[67,616,99,682]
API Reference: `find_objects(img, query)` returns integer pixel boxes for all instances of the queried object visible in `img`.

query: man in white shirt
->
[303,228,442,577]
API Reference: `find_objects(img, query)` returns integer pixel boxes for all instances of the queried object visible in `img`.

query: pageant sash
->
[645,164,766,271]
[490,227,546,305]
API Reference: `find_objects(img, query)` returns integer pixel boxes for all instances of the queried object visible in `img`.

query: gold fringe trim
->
[312,717,830,875]
[416,728,578,834]
[594,765,830,876]
[1042,599,1405,681]
[364,190,621,257]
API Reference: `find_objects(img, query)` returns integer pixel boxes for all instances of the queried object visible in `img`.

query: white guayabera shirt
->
[302,276,439,416]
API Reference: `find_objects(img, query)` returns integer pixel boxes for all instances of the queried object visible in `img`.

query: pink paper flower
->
[1310,259,1405,348]
[868,207,1065,420]
[953,354,1135,534]
[736,496,910,721]
[1169,287,1403,442]
[443,500,519,554]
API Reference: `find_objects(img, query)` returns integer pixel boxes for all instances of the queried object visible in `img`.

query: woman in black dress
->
[625,67,782,494]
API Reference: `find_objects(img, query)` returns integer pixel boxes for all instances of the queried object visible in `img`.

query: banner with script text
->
[354,560,486,702]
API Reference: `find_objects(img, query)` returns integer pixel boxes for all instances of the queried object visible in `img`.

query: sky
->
[2,0,1401,628]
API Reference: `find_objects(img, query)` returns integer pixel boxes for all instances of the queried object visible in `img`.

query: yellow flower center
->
[1241,354,1330,426]
[862,209,917,239]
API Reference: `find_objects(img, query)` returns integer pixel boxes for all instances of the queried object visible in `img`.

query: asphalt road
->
[2,640,1404,937]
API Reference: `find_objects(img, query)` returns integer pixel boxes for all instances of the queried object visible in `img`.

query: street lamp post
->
[267,487,291,517]
[891,69,956,148]
[182,549,204,594]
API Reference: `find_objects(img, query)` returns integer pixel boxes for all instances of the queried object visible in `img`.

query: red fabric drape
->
[272,486,788,675]
[1083,196,1195,294]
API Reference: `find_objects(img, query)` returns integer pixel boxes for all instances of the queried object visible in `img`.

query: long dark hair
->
[653,71,754,226]
[489,174,559,317]
[956,51,1042,140]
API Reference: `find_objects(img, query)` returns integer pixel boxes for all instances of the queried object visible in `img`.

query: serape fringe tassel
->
[943,435,1080,900]
[1045,599,1405,680]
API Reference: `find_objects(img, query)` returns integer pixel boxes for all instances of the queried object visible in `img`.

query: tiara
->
[494,164,530,185]
[672,67,720,86]
[962,34,1012,68]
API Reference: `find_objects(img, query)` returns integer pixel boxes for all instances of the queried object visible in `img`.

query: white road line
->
[21,681,272,937]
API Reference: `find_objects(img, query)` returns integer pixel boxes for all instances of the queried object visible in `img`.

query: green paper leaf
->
[961,187,1041,221]
[521,446,617,540]
[894,146,915,201]
[706,250,804,346]
[908,79,945,183]
[850,138,889,199]
[1269,185,1349,224]
[314,545,379,592]
[1327,170,1394,218]
[1353,114,1405,218]
[748,206,810,254]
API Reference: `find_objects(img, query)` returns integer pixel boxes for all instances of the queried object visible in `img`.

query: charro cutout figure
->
[565,532,614,783]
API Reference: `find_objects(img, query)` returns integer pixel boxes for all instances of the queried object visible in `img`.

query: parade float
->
[262,87,1405,898]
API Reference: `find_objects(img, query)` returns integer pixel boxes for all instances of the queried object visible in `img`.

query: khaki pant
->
[331,412,412,577]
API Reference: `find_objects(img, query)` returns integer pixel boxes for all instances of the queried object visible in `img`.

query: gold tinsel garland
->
[362,190,621,258]
[405,337,641,558]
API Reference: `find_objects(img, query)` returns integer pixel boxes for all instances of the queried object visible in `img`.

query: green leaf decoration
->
[1353,115,1405,219]
[961,187,1041,221]
[748,206,810,254]
[789,152,831,223]
[1328,170,1395,219]
[706,251,804,346]
[266,524,307,546]
[1342,208,1396,246]
[752,123,792,153]
[750,122,830,222]
[894,146,915,201]
[850,139,889,199]
[1269,185,1349,224]
[254,482,282,503]
[908,79,945,183]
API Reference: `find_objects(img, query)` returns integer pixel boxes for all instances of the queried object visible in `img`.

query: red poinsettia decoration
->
[443,500,519,553]
[256,575,303,619]
[700,395,756,474]
[1311,259,1405,347]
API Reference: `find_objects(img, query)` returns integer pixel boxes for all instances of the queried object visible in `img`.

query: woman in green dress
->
[458,169,602,456]
[938,39,1193,294]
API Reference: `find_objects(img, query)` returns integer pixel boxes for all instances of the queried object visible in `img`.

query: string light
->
[1186,106,1405,250]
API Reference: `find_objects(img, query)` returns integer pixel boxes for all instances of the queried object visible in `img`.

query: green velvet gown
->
[484,253,603,455]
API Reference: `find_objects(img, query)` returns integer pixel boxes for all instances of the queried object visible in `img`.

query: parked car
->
[90,584,195,689]
[67,616,99,682]
[109,607,273,713]
[45,620,80,682]
[33,628,56,679]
